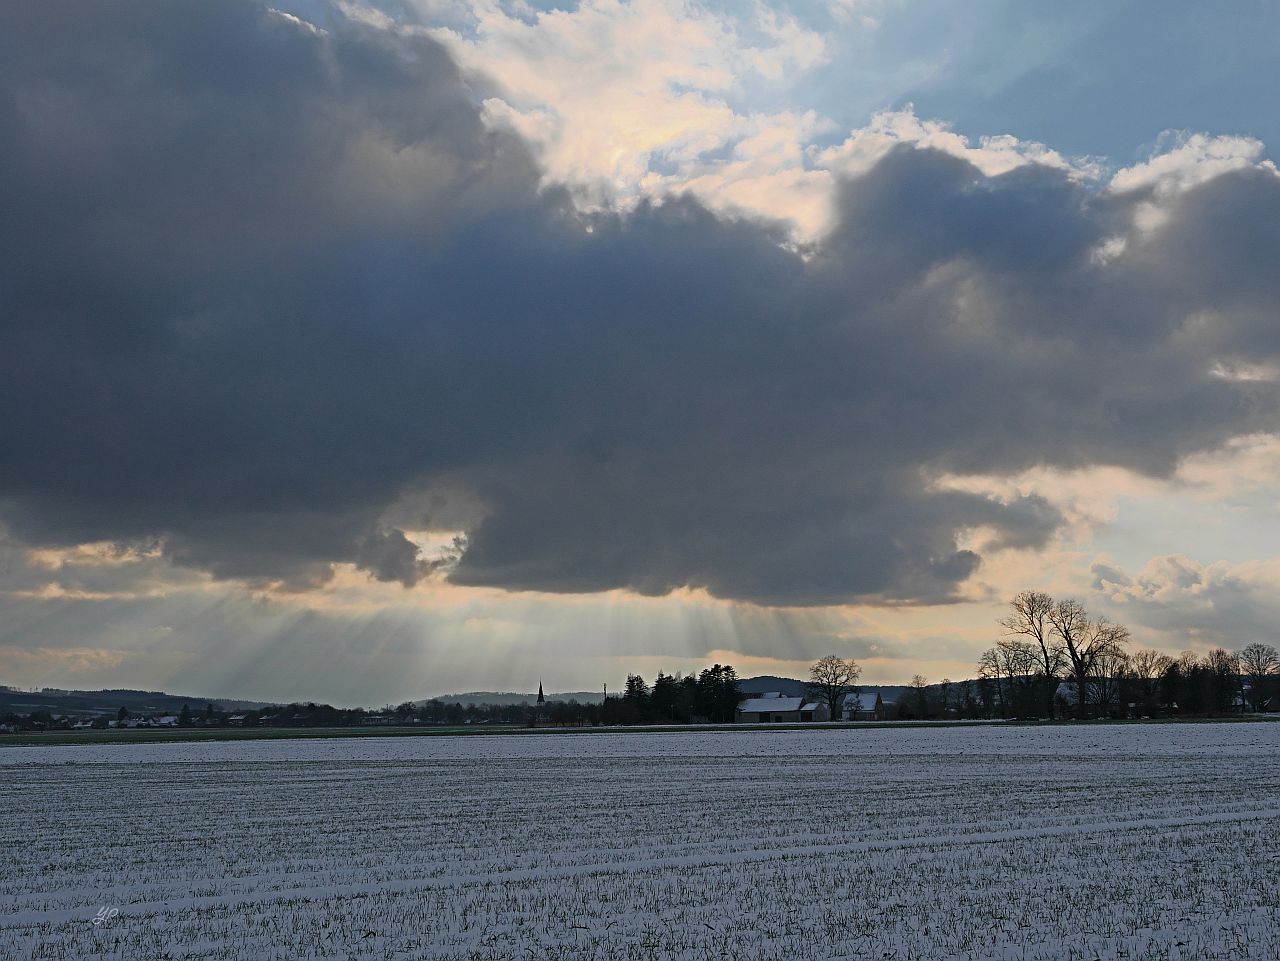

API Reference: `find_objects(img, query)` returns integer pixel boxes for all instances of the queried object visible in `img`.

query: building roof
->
[738,696,805,713]
[842,692,879,712]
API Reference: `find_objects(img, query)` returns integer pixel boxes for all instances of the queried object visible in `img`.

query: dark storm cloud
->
[1,2,1278,605]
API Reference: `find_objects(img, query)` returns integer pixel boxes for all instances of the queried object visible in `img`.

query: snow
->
[738,696,806,712]
[842,691,879,712]
[2,723,1278,960]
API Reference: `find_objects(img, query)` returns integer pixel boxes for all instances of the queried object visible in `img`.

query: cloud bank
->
[1094,555,1280,648]
[1,1,1278,610]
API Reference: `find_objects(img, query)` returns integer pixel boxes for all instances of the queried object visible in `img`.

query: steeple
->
[537,680,545,705]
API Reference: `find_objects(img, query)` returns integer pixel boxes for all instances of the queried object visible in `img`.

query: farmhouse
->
[736,692,830,723]
[842,691,886,721]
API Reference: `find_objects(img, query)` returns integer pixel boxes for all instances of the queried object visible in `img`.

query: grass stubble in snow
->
[1,724,1278,960]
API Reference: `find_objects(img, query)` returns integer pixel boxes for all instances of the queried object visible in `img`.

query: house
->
[842,691,885,721]
[1054,680,1081,712]
[155,715,179,727]
[736,692,830,723]
[798,702,829,722]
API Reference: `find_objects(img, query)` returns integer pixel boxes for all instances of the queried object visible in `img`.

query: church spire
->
[537,680,545,705]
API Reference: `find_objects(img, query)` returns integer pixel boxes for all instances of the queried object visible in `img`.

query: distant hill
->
[0,686,274,718]
[416,691,606,707]
[738,675,807,696]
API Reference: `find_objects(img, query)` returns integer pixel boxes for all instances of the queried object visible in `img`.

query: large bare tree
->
[1238,643,1279,711]
[807,655,862,722]
[1047,599,1130,719]
[999,590,1065,718]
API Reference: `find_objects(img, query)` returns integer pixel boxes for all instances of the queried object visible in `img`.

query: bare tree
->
[1238,643,1279,711]
[979,640,1042,718]
[1090,645,1132,717]
[1002,639,1043,718]
[977,647,1008,718]
[807,655,861,722]
[999,590,1065,718]
[1047,599,1130,719]
[1129,648,1174,716]
[909,674,930,719]
[1204,648,1243,712]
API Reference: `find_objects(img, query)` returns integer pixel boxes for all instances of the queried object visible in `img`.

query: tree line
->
[578,665,743,725]
[977,590,1279,720]
[0,665,744,732]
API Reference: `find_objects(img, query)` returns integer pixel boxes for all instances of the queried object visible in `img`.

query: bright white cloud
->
[429,0,828,210]
[638,108,835,230]
[815,105,1088,181]
[1109,131,1276,197]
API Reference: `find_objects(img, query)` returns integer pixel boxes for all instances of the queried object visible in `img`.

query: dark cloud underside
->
[0,1,1277,605]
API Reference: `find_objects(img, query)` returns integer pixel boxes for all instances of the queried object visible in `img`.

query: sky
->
[1,0,1278,706]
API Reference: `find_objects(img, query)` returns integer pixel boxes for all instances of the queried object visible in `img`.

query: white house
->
[737,692,830,723]
[842,691,885,721]
[1055,680,1083,712]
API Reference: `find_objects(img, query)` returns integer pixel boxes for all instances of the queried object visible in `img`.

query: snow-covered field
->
[3,724,1278,961]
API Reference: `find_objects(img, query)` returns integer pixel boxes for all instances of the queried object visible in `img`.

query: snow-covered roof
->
[738,696,805,713]
[1054,682,1080,704]
[842,692,879,712]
